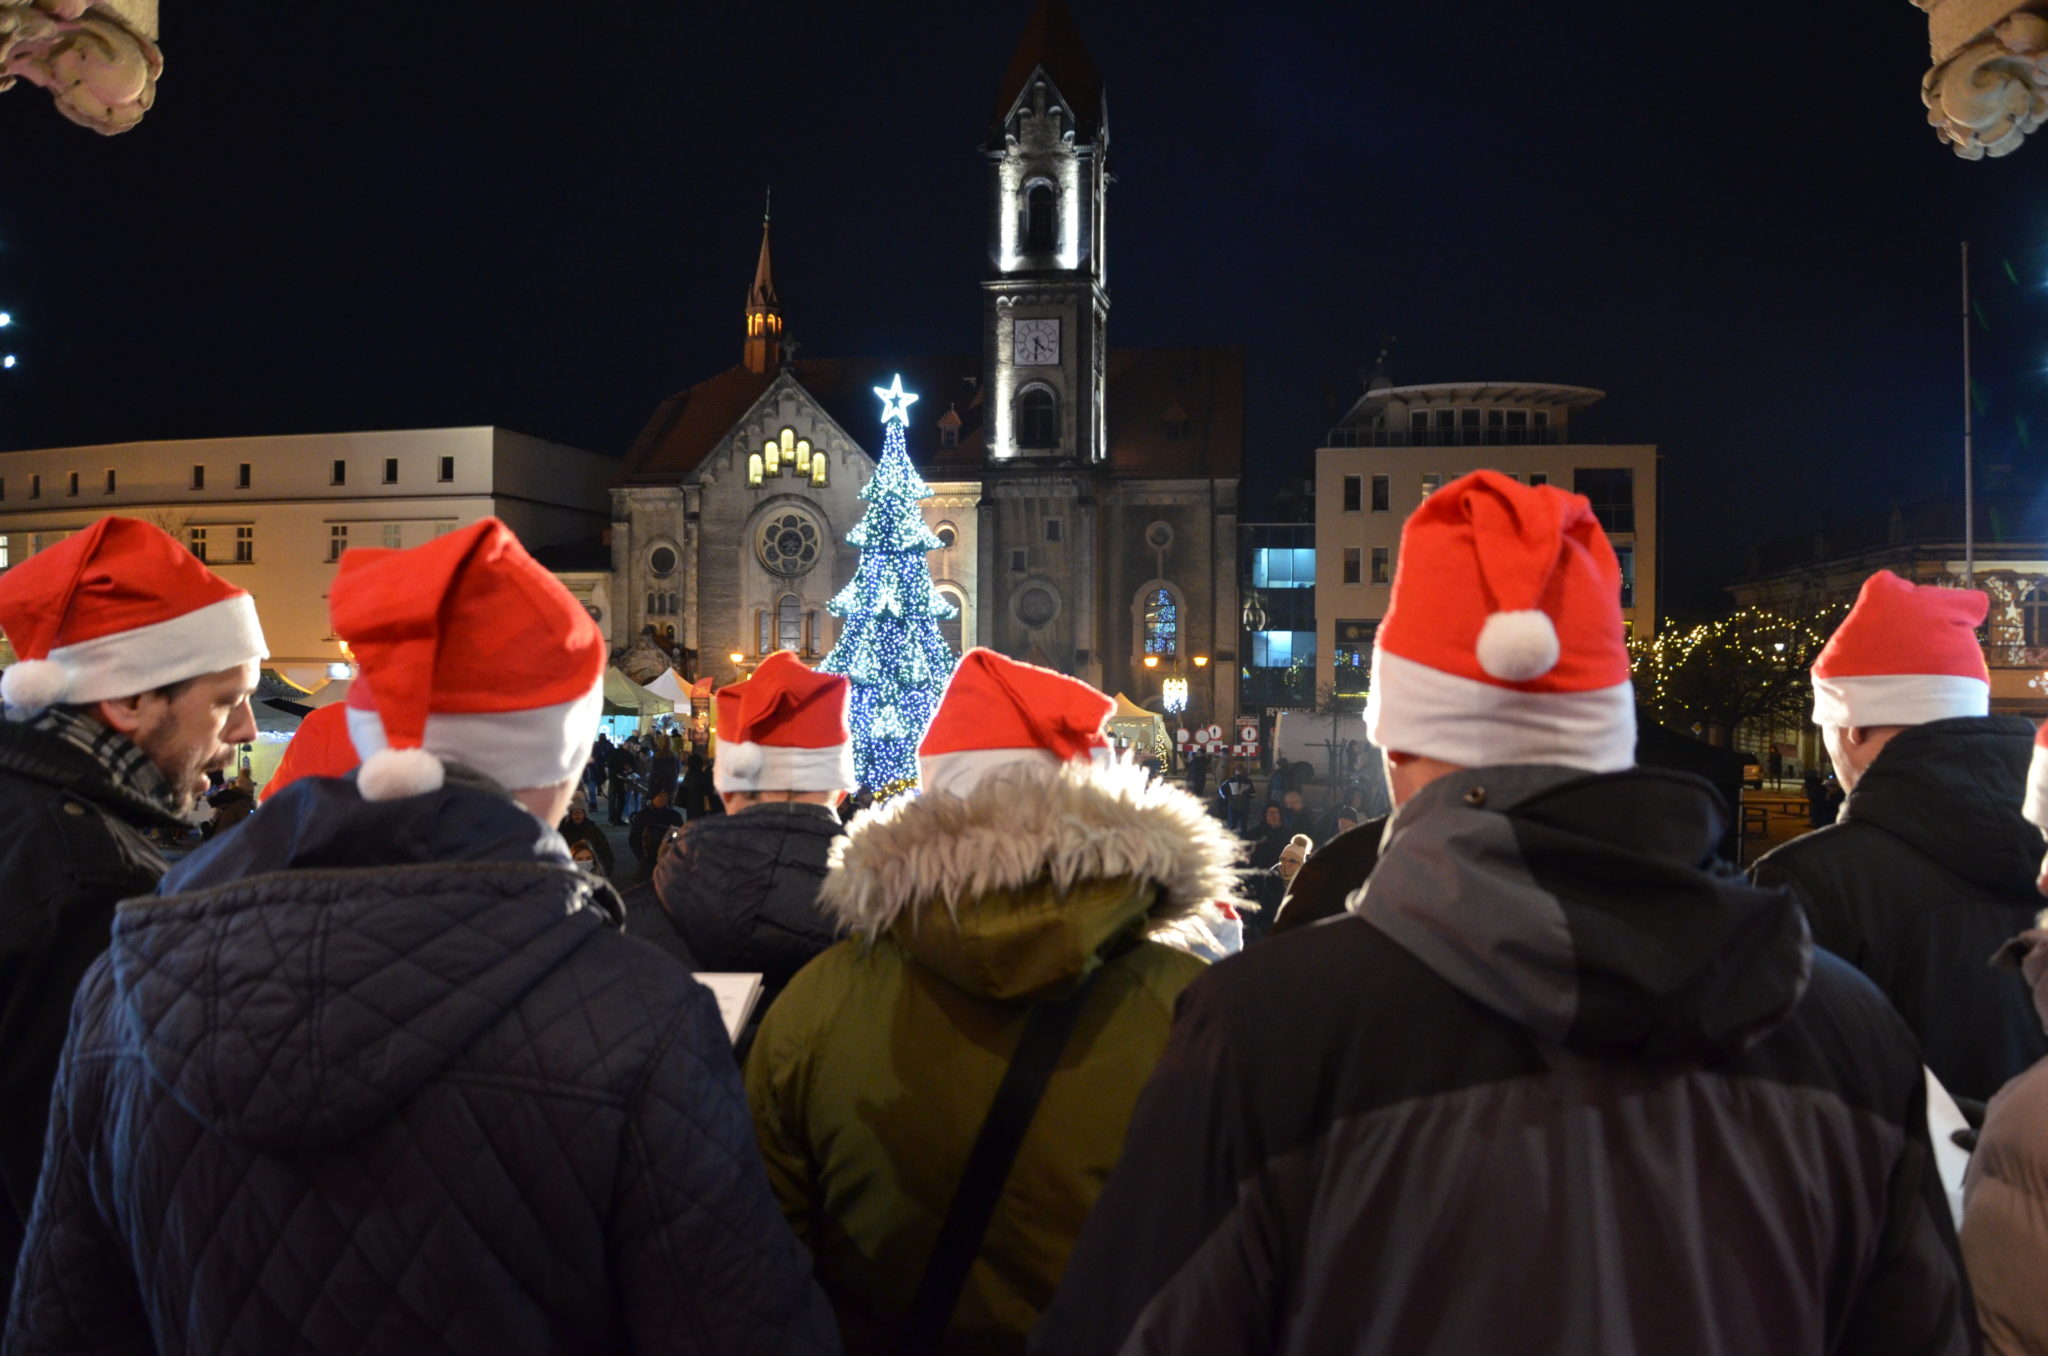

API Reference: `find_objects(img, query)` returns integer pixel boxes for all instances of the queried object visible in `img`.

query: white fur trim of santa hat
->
[920,743,1119,801]
[2,593,266,717]
[346,676,604,800]
[1810,673,1989,731]
[714,739,856,796]
[2026,735,2048,833]
[1365,647,1636,774]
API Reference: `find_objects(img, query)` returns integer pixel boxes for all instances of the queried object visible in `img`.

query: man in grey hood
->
[1035,471,1971,1355]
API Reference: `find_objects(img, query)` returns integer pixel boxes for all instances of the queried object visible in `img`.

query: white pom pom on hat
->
[721,740,765,783]
[1475,609,1561,682]
[1,659,70,717]
[356,747,446,801]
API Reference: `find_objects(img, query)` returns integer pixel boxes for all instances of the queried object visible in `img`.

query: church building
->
[609,0,1243,722]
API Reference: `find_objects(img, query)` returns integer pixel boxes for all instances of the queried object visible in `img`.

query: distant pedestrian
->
[1753,569,2048,1102]
[1803,769,1826,827]
[629,789,684,875]
[1184,747,1209,798]
[646,731,679,806]
[556,795,613,877]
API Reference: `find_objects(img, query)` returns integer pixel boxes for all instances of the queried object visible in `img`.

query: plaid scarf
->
[26,704,177,811]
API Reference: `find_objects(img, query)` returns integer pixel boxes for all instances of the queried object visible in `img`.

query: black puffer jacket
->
[1037,765,1971,1355]
[3,771,837,1356]
[0,719,179,1294]
[1752,715,2048,1103]
[635,802,841,1003]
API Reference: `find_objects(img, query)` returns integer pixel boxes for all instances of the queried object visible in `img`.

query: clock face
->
[1013,318,1060,366]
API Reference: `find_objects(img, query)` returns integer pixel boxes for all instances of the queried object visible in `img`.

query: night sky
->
[2,1,2044,612]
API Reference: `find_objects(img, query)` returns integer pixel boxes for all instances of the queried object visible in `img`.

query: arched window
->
[646,592,657,616]
[937,586,965,657]
[1143,587,1178,656]
[2025,581,2048,648]
[1023,181,1057,256]
[778,595,802,653]
[1016,386,1059,449]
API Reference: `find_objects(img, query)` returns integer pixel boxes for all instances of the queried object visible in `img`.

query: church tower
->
[983,0,1107,465]
[743,196,783,374]
[978,0,1109,679]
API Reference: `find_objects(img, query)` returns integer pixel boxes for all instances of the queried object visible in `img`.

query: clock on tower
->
[1012,318,1060,365]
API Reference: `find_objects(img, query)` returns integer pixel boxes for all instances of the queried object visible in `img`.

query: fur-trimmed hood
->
[822,759,1246,998]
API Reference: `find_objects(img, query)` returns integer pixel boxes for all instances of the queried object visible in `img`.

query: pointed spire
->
[992,0,1103,138]
[743,191,783,374]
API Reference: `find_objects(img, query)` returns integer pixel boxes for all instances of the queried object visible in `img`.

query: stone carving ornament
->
[0,0,160,134]
[1917,0,2048,158]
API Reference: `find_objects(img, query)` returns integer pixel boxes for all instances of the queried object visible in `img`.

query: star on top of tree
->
[873,373,919,427]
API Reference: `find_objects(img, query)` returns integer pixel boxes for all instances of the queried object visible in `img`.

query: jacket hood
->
[115,772,621,1151]
[1844,716,2040,896]
[823,758,1245,999]
[1357,765,1810,1061]
[664,801,842,910]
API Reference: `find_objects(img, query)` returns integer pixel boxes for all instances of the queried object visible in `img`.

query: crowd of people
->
[0,479,2041,1351]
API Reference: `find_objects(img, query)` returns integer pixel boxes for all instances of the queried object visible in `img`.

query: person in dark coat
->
[4,517,834,1356]
[1036,472,1969,1355]
[1184,746,1209,798]
[645,731,680,809]
[202,771,258,839]
[0,518,265,1296]
[676,751,717,817]
[628,653,851,1013]
[629,789,685,875]
[605,738,636,825]
[1751,570,2048,1103]
[555,794,614,877]
[1269,813,1386,936]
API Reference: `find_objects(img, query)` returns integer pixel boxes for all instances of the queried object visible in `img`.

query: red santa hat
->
[1810,571,1989,729]
[1365,470,1635,773]
[714,651,855,795]
[917,647,1115,798]
[0,515,267,718]
[331,518,606,801]
[260,702,360,802]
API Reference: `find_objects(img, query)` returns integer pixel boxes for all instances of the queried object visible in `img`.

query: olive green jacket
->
[745,759,1245,1354]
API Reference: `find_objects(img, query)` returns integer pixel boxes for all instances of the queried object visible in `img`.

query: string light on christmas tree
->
[819,373,957,791]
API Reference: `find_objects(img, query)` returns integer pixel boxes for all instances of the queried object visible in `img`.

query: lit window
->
[1252,548,1316,589]
[1143,587,1178,656]
[0,536,10,567]
[748,451,764,486]
[1371,547,1391,584]
[778,595,802,652]
[1420,473,1442,497]
[235,525,253,563]
[328,524,348,562]
[1343,547,1361,584]
[810,453,827,487]
[188,527,208,562]
[1613,542,1636,609]
[757,609,773,655]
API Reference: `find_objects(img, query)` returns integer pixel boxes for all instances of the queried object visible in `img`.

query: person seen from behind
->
[1035,469,1969,1355]
[4,517,835,1355]
[628,652,848,1009]
[746,648,1245,1354]
[1750,570,2048,1102]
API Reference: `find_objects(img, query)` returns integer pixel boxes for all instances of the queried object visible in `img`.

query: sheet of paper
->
[693,972,765,1044]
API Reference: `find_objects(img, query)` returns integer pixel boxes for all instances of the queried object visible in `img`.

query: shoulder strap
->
[898,969,1102,1354]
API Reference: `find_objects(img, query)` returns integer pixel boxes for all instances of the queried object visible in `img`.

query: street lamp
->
[1161,676,1189,715]
[1142,654,1160,668]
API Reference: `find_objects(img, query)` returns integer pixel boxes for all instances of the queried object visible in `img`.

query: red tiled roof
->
[992,0,1103,137]
[619,346,1242,487]
[617,357,985,486]
[1105,347,1244,479]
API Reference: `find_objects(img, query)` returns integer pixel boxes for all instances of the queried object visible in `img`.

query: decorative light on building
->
[1192,654,1210,668]
[1161,676,1189,714]
[1142,654,1160,668]
[0,312,11,327]
[2,355,14,370]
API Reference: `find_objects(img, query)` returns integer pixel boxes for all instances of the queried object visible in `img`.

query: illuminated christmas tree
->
[820,374,959,791]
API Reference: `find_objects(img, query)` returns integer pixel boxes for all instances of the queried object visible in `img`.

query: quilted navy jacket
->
[3,771,839,1355]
